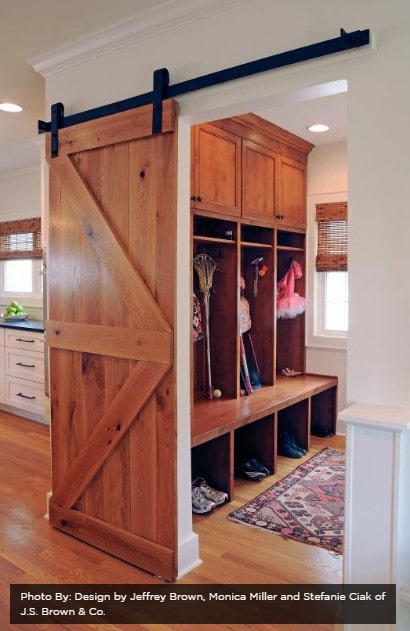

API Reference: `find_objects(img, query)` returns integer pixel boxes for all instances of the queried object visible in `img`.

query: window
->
[0,218,43,307]
[308,200,348,347]
[317,270,348,335]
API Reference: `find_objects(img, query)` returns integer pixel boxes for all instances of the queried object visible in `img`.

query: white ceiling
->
[0,0,346,176]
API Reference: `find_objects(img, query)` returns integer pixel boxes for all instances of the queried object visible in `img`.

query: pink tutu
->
[276,260,306,319]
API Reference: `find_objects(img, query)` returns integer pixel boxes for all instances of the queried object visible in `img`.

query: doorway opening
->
[178,79,348,582]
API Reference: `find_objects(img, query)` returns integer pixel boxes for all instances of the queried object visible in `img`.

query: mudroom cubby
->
[193,236,238,399]
[240,225,274,389]
[278,399,310,453]
[234,414,277,477]
[311,384,338,437]
[191,433,232,500]
[190,113,338,501]
[276,230,306,376]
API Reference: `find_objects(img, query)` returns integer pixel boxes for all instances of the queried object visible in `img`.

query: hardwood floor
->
[0,410,344,630]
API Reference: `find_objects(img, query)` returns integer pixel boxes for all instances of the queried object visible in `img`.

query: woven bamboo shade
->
[315,202,348,272]
[0,217,42,260]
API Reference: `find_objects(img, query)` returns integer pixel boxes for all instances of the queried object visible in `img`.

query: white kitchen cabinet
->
[0,329,5,403]
[0,327,45,419]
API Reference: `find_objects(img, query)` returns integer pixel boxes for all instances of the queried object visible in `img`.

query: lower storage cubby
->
[191,432,233,500]
[234,414,276,476]
[311,386,337,437]
[278,399,309,453]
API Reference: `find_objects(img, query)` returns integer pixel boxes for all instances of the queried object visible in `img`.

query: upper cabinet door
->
[242,139,278,223]
[278,156,307,229]
[191,124,241,216]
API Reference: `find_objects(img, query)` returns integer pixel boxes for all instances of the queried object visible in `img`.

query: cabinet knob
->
[190,195,197,201]
[197,196,202,202]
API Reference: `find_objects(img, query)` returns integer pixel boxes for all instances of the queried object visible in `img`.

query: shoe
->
[191,485,216,514]
[287,434,307,456]
[247,457,270,476]
[278,433,304,458]
[235,460,267,481]
[193,478,228,506]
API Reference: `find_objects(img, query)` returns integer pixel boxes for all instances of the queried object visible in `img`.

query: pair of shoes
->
[235,458,270,481]
[191,478,228,514]
[281,367,303,377]
[278,432,307,458]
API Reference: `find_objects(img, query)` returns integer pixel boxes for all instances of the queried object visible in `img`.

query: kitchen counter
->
[0,319,44,333]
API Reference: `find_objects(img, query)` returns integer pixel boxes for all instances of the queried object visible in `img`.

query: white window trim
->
[306,191,348,351]
[0,258,43,308]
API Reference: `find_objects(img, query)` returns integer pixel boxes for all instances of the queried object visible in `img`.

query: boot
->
[278,432,303,458]
[288,433,307,455]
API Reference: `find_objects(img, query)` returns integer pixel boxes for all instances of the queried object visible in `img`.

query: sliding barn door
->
[46,101,178,580]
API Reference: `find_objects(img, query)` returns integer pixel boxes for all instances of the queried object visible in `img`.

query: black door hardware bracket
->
[38,28,370,158]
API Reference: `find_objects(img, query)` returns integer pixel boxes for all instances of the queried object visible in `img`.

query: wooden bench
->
[191,373,337,500]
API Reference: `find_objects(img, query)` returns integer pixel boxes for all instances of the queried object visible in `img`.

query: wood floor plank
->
[0,410,344,630]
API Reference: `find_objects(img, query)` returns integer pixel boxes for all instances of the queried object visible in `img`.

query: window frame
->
[306,192,348,350]
[0,258,43,308]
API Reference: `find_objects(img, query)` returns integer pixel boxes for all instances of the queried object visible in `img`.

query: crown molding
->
[30,0,253,77]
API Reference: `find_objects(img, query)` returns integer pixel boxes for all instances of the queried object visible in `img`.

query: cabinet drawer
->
[5,376,45,415]
[5,347,44,383]
[5,329,44,352]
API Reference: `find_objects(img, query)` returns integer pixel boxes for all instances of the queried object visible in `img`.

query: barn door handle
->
[17,392,36,400]
[16,362,36,368]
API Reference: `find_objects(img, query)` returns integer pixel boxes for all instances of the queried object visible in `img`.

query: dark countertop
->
[0,318,44,333]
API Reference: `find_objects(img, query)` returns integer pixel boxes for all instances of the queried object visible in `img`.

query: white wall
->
[306,142,348,417]
[36,0,410,579]
[0,165,43,320]
[0,166,40,221]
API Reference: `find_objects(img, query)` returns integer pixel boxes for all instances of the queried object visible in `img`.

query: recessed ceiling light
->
[307,123,330,133]
[0,102,23,113]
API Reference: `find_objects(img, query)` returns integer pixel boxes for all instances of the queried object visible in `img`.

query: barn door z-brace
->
[39,27,370,157]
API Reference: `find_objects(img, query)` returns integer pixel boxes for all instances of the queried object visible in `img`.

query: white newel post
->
[338,403,410,631]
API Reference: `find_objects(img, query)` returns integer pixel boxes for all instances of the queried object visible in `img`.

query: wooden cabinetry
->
[242,140,279,222]
[278,156,307,229]
[191,114,312,228]
[191,124,241,216]
[191,115,336,501]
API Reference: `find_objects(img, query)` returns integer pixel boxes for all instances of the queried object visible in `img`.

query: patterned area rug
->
[228,447,344,554]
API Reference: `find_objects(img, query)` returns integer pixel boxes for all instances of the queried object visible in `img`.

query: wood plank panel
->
[46,100,178,579]
[48,176,84,490]
[51,100,177,156]
[49,503,175,580]
[128,130,177,546]
[130,396,158,540]
[75,143,132,525]
[47,153,170,332]
[52,361,169,509]
[46,320,173,364]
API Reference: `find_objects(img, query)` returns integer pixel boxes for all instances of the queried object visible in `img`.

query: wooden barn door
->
[45,100,178,580]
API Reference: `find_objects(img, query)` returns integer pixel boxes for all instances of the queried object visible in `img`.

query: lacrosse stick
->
[193,253,218,399]
[240,332,253,395]
[251,257,264,297]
